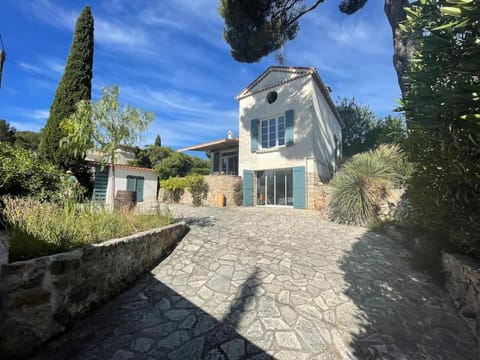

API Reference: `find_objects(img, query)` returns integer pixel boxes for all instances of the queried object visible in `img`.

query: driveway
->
[34,205,477,359]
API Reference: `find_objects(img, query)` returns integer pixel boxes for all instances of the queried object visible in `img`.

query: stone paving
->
[34,205,478,359]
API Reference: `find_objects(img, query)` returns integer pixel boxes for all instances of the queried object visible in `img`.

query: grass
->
[1,196,173,262]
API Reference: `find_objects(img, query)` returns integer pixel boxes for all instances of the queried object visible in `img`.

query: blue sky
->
[0,0,400,150]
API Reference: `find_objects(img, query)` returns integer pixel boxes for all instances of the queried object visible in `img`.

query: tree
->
[38,6,94,169]
[154,134,162,147]
[401,0,480,254]
[14,131,41,152]
[336,97,381,156]
[219,0,411,93]
[62,86,154,205]
[376,115,406,146]
[0,119,16,144]
[155,152,193,180]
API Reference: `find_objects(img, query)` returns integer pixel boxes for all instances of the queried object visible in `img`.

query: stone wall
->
[161,175,242,207]
[442,252,480,344]
[0,223,187,358]
[306,171,333,211]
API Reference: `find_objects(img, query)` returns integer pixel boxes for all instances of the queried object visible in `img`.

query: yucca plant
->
[330,144,412,226]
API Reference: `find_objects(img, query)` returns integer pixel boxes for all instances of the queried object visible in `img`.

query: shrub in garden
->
[0,142,64,201]
[161,176,188,203]
[329,144,412,226]
[187,175,208,207]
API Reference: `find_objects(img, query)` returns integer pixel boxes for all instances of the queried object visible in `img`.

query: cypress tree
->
[39,6,94,168]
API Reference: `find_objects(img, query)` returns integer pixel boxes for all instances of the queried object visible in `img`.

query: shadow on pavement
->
[339,231,477,360]
[32,268,271,359]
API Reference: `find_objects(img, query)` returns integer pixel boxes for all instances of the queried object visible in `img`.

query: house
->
[180,66,343,209]
[86,148,159,207]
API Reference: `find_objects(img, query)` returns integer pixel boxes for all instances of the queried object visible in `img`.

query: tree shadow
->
[181,216,216,228]
[31,268,271,360]
[339,231,478,359]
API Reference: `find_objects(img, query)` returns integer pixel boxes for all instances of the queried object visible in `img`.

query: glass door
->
[256,169,293,206]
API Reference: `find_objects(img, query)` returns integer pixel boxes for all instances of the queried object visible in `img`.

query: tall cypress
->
[39,6,94,168]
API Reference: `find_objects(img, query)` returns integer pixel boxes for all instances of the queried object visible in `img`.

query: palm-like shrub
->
[330,144,412,226]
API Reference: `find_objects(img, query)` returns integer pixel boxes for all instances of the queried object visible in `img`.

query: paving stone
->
[131,337,154,352]
[275,350,309,360]
[168,336,204,359]
[111,350,135,360]
[164,309,190,321]
[275,331,302,349]
[157,330,189,349]
[260,317,290,330]
[204,348,226,360]
[295,317,328,352]
[220,338,245,360]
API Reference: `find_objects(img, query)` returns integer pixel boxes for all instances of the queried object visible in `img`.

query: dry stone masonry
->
[0,222,187,358]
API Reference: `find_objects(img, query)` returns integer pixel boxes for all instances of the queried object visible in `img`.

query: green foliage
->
[336,97,382,157]
[14,131,41,151]
[160,176,188,203]
[0,142,64,201]
[233,179,243,206]
[330,144,412,226]
[218,0,368,63]
[0,119,15,144]
[187,175,208,207]
[376,115,407,147]
[133,145,173,168]
[160,175,208,206]
[2,196,173,261]
[154,134,162,147]
[62,85,154,204]
[401,0,480,255]
[39,6,94,169]
[155,152,193,180]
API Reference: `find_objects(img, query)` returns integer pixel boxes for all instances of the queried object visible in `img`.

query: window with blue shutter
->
[292,166,305,209]
[243,170,254,206]
[285,109,294,146]
[251,119,259,152]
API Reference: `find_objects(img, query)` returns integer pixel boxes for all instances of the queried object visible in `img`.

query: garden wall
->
[0,222,187,358]
[442,252,480,345]
[161,174,241,207]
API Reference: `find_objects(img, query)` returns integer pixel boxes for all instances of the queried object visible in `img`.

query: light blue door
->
[292,166,306,209]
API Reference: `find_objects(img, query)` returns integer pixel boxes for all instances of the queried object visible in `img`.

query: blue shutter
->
[292,166,306,209]
[92,166,109,202]
[285,109,294,146]
[136,177,144,202]
[213,152,220,172]
[243,170,254,207]
[126,176,136,192]
[251,119,259,152]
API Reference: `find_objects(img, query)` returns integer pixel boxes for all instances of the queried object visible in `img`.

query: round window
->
[266,91,278,104]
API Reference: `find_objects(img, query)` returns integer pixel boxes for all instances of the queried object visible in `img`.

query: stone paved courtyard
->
[34,205,478,359]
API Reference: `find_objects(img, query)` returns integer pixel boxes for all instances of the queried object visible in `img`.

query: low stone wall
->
[161,174,241,207]
[0,222,187,358]
[442,252,480,344]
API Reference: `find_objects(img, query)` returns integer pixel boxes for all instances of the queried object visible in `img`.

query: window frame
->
[259,115,286,150]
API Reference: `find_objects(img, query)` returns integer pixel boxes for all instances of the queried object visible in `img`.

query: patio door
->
[256,169,293,206]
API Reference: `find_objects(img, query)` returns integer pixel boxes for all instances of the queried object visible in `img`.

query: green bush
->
[2,196,173,261]
[0,142,65,201]
[330,144,412,226]
[161,176,188,202]
[186,175,208,207]
[400,0,480,256]
[161,175,208,206]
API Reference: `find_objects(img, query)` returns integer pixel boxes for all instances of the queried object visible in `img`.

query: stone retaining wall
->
[442,252,480,344]
[0,222,187,358]
[161,174,241,207]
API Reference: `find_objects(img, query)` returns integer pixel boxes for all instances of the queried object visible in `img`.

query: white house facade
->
[237,66,343,209]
